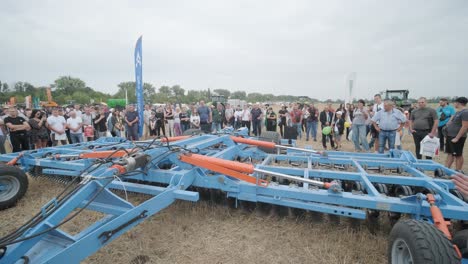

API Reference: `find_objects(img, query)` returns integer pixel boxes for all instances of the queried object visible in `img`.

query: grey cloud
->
[0,0,467,100]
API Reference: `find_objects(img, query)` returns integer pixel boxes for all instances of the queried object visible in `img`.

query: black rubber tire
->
[182,129,205,136]
[434,168,446,178]
[453,229,468,258]
[0,165,29,210]
[450,189,466,202]
[258,131,280,154]
[388,219,460,264]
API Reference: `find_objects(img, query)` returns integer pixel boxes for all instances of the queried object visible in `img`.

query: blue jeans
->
[292,123,302,139]
[306,121,318,140]
[181,122,190,132]
[127,124,139,140]
[378,130,396,153]
[70,133,83,144]
[252,119,262,136]
[352,124,369,151]
[212,122,222,132]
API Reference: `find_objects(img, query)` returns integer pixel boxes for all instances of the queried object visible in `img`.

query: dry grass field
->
[0,103,466,264]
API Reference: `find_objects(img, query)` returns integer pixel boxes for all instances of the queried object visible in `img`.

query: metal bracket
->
[98,210,148,244]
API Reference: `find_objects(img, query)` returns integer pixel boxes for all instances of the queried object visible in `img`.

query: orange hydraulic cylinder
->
[230,136,276,149]
[178,153,268,187]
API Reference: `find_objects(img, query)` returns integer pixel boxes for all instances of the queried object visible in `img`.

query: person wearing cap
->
[436,98,456,152]
[371,100,407,153]
[409,97,438,159]
[445,96,468,172]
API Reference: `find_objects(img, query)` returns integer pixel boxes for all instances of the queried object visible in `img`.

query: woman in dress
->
[28,109,49,149]
[190,109,200,129]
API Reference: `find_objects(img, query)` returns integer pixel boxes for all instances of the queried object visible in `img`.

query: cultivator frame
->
[0,128,467,263]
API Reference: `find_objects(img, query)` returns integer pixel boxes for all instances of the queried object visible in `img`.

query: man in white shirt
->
[234,106,243,129]
[74,104,82,118]
[224,103,234,127]
[241,105,251,135]
[66,111,83,143]
[370,94,385,152]
[47,108,67,146]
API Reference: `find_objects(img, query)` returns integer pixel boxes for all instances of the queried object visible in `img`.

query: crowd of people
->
[0,96,466,172]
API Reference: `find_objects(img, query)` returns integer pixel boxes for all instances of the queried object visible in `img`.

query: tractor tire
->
[258,131,280,154]
[182,129,205,136]
[0,165,29,210]
[388,219,460,264]
[453,229,468,259]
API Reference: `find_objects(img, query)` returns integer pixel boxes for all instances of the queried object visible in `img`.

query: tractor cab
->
[384,90,411,110]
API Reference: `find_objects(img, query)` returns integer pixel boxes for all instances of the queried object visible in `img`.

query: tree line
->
[0,76,456,106]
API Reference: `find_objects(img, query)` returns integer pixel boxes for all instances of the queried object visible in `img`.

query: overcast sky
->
[1,0,467,100]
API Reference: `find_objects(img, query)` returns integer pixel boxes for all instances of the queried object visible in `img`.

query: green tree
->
[14,82,25,93]
[263,93,275,101]
[213,89,231,99]
[116,82,136,103]
[2,83,9,93]
[24,82,36,94]
[115,81,155,103]
[55,76,86,95]
[230,91,247,100]
[246,92,265,103]
[171,85,185,103]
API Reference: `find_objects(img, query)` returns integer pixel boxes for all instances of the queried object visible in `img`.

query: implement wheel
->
[388,219,460,264]
[0,165,28,210]
[453,229,468,259]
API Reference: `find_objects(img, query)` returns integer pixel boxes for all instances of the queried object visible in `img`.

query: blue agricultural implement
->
[0,128,466,263]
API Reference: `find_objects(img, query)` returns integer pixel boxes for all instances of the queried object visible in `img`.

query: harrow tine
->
[209,189,225,205]
[239,201,256,213]
[327,214,341,225]
[292,208,307,220]
[256,202,273,216]
[272,205,290,218]
[309,211,324,223]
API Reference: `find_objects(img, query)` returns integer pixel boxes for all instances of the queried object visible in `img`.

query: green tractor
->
[211,94,226,109]
[384,90,411,110]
